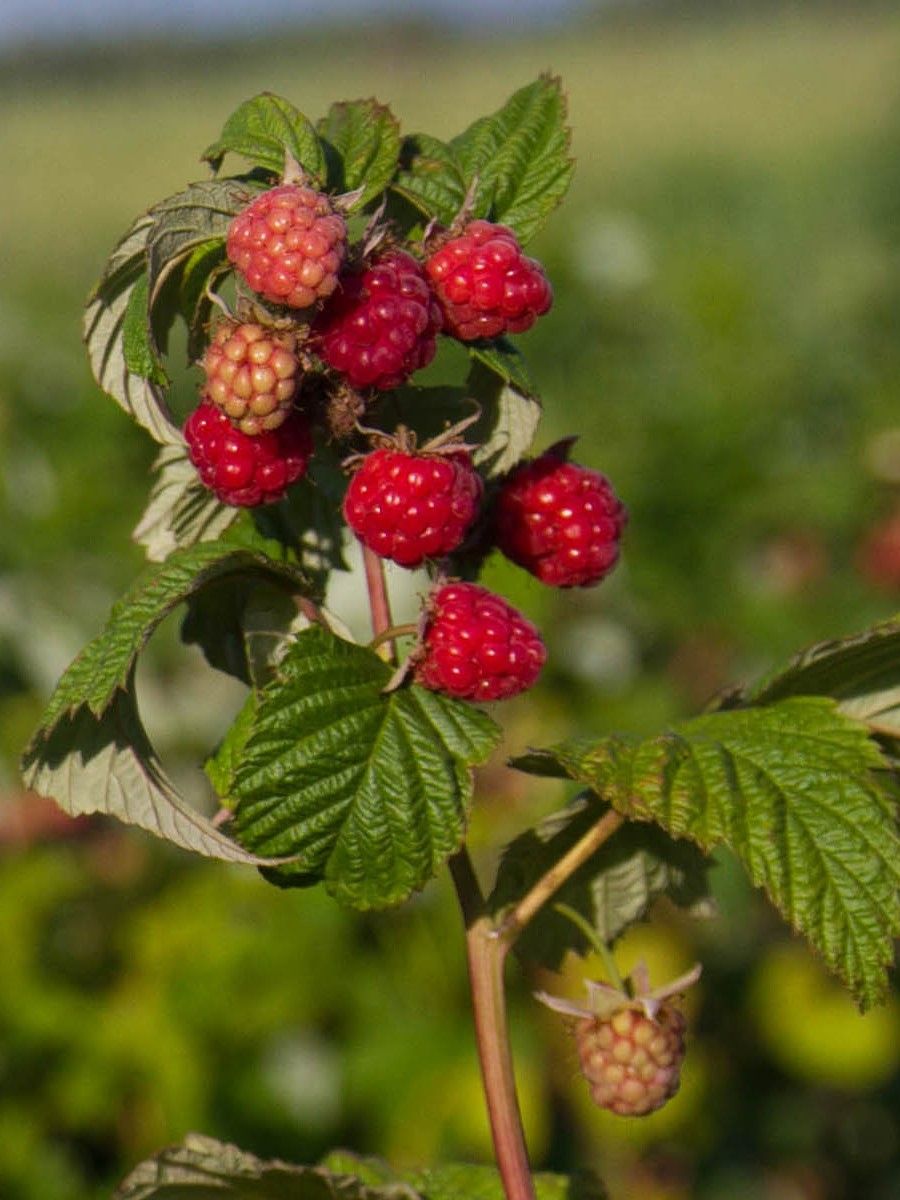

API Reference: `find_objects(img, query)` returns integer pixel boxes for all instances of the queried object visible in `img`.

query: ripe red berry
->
[184,399,313,507]
[424,219,552,341]
[314,250,443,390]
[343,447,482,567]
[575,1003,687,1117]
[414,582,546,701]
[226,185,347,310]
[202,321,300,436]
[495,447,626,588]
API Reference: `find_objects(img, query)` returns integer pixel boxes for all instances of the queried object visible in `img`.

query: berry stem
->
[368,623,419,653]
[449,848,537,1200]
[553,902,627,993]
[498,809,625,948]
[362,544,395,662]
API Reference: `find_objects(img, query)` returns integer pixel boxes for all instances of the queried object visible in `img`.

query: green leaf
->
[469,338,536,396]
[147,178,261,310]
[21,684,272,867]
[751,614,900,739]
[206,691,258,800]
[122,272,168,386]
[467,359,542,477]
[318,98,401,205]
[392,133,467,226]
[115,1134,417,1199]
[489,791,713,969]
[202,92,326,181]
[228,626,501,909]
[513,698,900,1008]
[84,213,181,445]
[410,1164,607,1200]
[449,74,574,243]
[133,445,240,563]
[174,238,230,361]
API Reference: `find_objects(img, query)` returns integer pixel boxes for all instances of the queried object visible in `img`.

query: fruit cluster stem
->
[362,544,395,661]
[449,849,536,1200]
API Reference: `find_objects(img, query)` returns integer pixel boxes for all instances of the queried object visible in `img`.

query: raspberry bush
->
[21,79,900,1200]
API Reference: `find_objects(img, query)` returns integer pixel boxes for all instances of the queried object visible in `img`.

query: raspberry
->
[314,250,443,390]
[226,185,347,310]
[424,220,552,341]
[414,582,546,701]
[575,1003,686,1117]
[496,446,626,587]
[343,447,482,567]
[184,399,312,507]
[202,321,300,435]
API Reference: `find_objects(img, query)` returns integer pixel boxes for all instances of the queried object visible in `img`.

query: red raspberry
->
[343,447,482,567]
[424,220,552,341]
[314,250,443,390]
[414,582,546,701]
[184,399,312,507]
[575,1003,686,1117]
[226,185,347,310]
[202,321,300,436]
[496,447,626,588]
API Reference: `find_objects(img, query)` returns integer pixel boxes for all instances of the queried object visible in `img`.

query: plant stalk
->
[362,544,395,661]
[449,849,536,1200]
[499,809,625,948]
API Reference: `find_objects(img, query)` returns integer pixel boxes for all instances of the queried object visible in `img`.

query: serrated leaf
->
[489,792,713,969]
[202,92,326,181]
[449,74,574,243]
[467,359,542,477]
[392,133,467,226]
[206,691,258,800]
[84,214,181,445]
[122,272,168,386]
[29,543,307,731]
[751,615,900,738]
[228,626,501,909]
[514,698,900,1008]
[21,684,274,866]
[469,338,536,396]
[115,1133,418,1200]
[147,179,260,309]
[175,238,230,360]
[133,445,240,563]
[318,98,401,205]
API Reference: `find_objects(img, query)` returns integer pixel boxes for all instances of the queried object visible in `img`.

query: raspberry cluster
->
[180,182,624,705]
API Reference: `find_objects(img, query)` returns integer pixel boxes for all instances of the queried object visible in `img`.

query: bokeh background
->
[2,1,900,1197]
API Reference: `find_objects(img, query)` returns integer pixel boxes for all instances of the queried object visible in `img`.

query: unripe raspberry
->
[184,399,312,507]
[343,447,482,567]
[414,582,546,701]
[226,185,347,310]
[575,1003,686,1117]
[314,250,443,390]
[424,220,552,341]
[496,446,626,588]
[202,321,301,435]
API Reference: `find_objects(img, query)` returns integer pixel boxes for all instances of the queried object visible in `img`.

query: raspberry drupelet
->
[202,321,301,436]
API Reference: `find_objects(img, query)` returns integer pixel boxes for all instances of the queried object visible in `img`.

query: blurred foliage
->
[2,3,900,1199]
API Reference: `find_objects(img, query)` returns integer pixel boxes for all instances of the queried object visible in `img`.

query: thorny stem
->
[362,544,395,661]
[449,849,537,1200]
[498,809,625,948]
